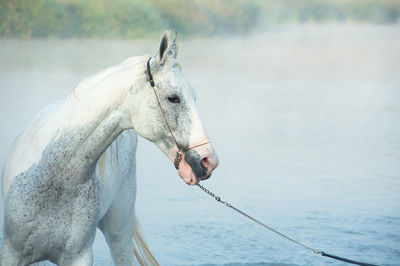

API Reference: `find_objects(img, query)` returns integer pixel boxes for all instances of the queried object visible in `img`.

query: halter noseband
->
[146,57,210,170]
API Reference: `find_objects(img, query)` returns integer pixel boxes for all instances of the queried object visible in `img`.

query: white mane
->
[73,55,148,99]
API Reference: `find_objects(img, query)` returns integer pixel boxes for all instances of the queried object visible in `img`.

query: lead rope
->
[147,57,210,170]
[148,57,378,266]
[197,184,379,266]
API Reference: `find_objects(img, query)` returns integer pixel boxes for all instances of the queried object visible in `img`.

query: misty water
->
[0,25,399,265]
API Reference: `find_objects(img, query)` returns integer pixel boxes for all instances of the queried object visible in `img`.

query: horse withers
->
[0,31,218,265]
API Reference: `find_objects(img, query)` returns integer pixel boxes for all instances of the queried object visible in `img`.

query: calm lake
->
[0,25,399,265]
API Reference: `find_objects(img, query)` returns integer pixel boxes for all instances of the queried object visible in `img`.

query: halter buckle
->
[174,151,183,169]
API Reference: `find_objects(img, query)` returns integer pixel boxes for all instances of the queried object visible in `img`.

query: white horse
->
[0,31,219,266]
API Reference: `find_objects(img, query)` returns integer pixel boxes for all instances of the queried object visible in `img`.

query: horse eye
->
[167,95,181,104]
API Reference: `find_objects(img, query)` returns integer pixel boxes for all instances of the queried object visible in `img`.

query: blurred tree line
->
[0,0,399,39]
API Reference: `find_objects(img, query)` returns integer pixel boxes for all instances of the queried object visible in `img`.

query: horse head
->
[127,31,219,185]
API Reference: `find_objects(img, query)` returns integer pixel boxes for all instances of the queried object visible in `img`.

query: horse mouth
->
[175,147,218,186]
[177,167,212,186]
[198,172,212,181]
[177,153,212,185]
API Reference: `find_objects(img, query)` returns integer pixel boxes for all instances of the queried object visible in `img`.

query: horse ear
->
[157,30,170,64]
[170,30,179,59]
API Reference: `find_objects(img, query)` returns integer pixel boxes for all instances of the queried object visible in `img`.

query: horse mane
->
[97,135,120,184]
[97,151,106,185]
[97,135,158,265]
[72,55,148,99]
[86,54,157,265]
[133,220,159,266]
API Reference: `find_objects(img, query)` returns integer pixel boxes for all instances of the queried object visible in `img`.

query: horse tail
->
[133,219,159,266]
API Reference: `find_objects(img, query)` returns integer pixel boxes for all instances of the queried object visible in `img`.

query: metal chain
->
[196,184,378,266]
[146,55,378,266]
[197,184,319,253]
[147,57,378,266]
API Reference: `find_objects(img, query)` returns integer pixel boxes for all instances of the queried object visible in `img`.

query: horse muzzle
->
[198,154,219,180]
[176,147,218,185]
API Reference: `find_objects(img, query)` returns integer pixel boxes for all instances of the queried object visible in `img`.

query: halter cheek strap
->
[146,57,210,170]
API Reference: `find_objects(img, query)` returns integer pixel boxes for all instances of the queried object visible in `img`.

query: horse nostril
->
[201,157,209,169]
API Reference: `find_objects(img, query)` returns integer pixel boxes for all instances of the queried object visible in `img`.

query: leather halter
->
[146,57,210,170]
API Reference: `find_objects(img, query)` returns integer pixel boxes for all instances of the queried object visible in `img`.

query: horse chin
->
[177,155,199,185]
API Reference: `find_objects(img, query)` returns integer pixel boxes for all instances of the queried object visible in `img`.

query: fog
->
[1,24,399,265]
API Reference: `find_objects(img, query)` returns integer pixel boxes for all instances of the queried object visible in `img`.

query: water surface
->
[0,25,399,265]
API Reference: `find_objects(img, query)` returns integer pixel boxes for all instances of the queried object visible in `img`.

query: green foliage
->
[0,0,399,39]
[147,0,259,36]
[0,0,166,38]
[257,0,400,24]
[0,0,259,38]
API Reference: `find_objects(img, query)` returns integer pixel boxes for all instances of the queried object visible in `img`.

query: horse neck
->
[45,59,145,185]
